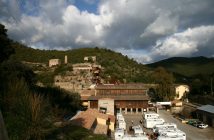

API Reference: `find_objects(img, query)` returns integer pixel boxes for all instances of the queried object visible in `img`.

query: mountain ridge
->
[147,56,214,77]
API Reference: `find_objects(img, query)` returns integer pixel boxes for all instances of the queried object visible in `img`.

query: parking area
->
[122,113,152,135]
[121,111,214,140]
[158,110,214,140]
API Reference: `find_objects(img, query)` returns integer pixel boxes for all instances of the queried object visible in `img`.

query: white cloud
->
[152,25,214,57]
[75,35,92,44]
[1,0,214,63]
[141,12,178,38]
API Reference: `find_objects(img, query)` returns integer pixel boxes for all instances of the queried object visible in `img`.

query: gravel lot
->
[122,111,214,140]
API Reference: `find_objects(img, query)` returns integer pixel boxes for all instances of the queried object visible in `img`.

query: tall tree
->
[0,24,14,63]
[153,67,175,101]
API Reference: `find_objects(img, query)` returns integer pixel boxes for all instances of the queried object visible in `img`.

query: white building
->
[49,59,61,67]
[175,85,189,100]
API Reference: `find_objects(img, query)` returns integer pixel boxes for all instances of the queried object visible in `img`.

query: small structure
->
[196,104,214,127]
[64,55,68,64]
[49,59,61,67]
[84,56,96,62]
[174,85,189,100]
[98,98,114,115]
[70,109,115,134]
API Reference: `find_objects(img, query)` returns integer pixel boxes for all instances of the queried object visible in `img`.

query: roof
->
[88,95,149,101]
[93,124,108,134]
[80,90,95,100]
[197,105,214,114]
[70,111,96,129]
[87,108,109,120]
[96,84,148,90]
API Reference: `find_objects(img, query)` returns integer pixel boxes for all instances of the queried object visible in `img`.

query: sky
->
[0,0,214,64]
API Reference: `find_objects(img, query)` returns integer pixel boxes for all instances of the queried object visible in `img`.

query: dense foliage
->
[46,125,108,140]
[151,67,175,101]
[11,45,152,83]
[147,57,214,104]
[0,23,83,140]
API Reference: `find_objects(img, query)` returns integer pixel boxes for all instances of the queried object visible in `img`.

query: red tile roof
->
[70,111,96,129]
[70,109,115,130]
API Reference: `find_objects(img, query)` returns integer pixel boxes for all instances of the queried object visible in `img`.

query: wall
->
[49,59,61,67]
[109,121,115,131]
[98,99,114,115]
[97,118,107,125]
[115,100,148,108]
[196,111,214,127]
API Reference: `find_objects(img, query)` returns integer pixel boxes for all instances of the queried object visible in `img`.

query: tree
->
[0,24,14,63]
[152,67,175,101]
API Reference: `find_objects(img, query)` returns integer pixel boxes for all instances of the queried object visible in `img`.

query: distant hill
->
[10,44,151,83]
[147,56,214,77]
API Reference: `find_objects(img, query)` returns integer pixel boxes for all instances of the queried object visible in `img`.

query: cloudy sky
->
[1,0,214,63]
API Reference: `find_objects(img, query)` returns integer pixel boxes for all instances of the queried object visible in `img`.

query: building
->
[70,109,115,134]
[64,55,68,64]
[196,105,214,127]
[174,85,189,100]
[49,59,61,67]
[84,56,96,62]
[87,84,150,114]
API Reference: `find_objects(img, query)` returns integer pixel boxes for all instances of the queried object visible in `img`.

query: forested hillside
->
[147,57,214,105]
[147,56,214,77]
[11,44,152,83]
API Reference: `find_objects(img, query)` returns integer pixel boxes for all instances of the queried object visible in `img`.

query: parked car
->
[192,121,202,127]
[197,124,208,129]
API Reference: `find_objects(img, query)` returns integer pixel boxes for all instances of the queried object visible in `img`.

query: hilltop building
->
[84,56,96,62]
[49,59,61,67]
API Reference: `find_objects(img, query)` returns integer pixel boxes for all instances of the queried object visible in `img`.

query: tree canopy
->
[152,67,175,101]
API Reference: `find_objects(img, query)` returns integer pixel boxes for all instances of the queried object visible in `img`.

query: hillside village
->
[1,23,214,140]
[17,53,213,139]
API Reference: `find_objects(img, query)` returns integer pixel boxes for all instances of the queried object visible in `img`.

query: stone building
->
[49,59,61,67]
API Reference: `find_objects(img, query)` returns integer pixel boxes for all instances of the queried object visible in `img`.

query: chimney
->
[64,55,68,64]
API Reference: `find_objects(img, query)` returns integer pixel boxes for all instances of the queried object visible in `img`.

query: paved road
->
[158,110,214,140]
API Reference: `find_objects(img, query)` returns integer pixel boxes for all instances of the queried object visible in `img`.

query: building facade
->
[175,85,189,100]
[49,59,61,67]
[196,105,214,127]
[87,84,150,114]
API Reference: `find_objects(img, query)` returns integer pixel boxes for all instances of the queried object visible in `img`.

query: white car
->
[197,124,208,129]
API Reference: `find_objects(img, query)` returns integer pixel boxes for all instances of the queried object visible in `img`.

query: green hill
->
[10,44,152,83]
[147,56,214,77]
